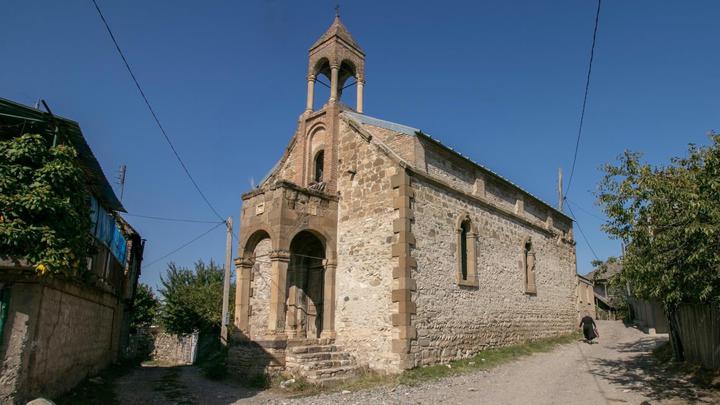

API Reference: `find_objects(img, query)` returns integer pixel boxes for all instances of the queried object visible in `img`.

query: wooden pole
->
[558,167,564,211]
[221,217,232,346]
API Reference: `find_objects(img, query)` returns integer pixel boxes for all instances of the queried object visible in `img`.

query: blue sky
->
[1,1,718,289]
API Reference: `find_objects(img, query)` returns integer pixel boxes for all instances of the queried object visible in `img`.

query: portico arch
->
[286,230,327,338]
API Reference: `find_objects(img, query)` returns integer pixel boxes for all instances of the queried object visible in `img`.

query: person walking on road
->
[579,314,599,343]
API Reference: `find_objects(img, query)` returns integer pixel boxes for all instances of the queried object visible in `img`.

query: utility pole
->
[557,167,564,211]
[221,216,233,346]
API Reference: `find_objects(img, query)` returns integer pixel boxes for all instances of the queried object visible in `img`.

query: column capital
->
[322,259,338,267]
[307,74,316,81]
[269,249,291,262]
[330,63,340,70]
[235,257,254,268]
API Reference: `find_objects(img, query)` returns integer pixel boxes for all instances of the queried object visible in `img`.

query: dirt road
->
[115,321,718,405]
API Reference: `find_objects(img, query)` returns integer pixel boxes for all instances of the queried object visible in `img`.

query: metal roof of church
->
[342,111,571,220]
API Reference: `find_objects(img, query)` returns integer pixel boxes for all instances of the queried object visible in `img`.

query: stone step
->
[307,375,358,387]
[306,365,358,379]
[289,351,352,362]
[301,359,355,371]
[289,344,341,354]
[287,338,334,347]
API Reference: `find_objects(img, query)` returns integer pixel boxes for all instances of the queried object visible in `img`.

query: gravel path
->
[116,321,718,405]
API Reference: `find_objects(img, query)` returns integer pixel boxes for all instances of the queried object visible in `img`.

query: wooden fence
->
[675,304,720,369]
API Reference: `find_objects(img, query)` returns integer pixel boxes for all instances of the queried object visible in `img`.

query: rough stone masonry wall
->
[249,238,272,340]
[334,119,398,371]
[1,279,120,403]
[409,177,576,366]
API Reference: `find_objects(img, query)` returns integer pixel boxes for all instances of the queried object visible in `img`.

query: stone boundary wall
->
[0,278,123,403]
[127,328,198,365]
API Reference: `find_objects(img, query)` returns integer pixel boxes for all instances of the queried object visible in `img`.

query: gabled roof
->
[341,111,572,221]
[0,97,125,212]
[311,15,364,53]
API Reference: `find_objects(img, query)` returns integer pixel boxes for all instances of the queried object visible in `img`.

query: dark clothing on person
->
[580,316,597,341]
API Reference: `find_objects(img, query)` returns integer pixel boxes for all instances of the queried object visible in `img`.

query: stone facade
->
[576,274,597,322]
[230,14,577,379]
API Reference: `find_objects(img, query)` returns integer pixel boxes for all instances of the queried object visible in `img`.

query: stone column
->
[356,79,364,113]
[267,250,290,335]
[305,74,315,112]
[234,258,253,340]
[320,260,337,339]
[329,64,339,102]
[285,258,301,338]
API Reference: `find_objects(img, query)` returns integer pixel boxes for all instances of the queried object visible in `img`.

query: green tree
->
[130,283,160,332]
[0,133,92,275]
[596,134,720,360]
[158,260,233,334]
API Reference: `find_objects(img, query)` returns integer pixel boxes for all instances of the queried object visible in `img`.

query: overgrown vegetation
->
[158,260,232,334]
[0,133,92,276]
[130,283,160,332]
[596,133,720,360]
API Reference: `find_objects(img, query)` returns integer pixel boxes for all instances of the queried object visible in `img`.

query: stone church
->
[230,14,577,383]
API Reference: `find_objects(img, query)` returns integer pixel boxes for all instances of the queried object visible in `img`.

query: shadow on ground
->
[591,338,717,404]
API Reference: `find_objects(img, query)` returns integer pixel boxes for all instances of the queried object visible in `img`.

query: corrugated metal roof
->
[341,111,570,220]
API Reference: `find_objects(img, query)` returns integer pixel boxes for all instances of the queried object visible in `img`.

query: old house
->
[230,15,577,383]
[0,98,144,402]
[576,274,596,321]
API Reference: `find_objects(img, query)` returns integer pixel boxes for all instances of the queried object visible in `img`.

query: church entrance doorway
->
[286,231,325,339]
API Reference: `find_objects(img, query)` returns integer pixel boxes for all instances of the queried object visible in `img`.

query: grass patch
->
[55,361,135,405]
[399,333,580,386]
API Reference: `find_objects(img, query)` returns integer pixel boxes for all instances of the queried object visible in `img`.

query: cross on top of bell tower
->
[305,11,366,113]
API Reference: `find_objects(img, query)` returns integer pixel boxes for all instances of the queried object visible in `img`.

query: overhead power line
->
[90,0,225,223]
[565,0,602,198]
[143,221,225,268]
[565,198,605,222]
[566,202,600,261]
[123,213,224,224]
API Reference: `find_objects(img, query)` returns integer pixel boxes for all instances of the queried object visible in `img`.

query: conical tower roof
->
[310,14,364,53]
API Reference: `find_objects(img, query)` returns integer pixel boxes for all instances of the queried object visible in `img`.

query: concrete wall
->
[334,118,397,371]
[0,279,122,403]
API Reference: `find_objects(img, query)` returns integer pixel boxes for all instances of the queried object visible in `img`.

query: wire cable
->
[565,198,606,222]
[91,0,225,223]
[123,213,223,224]
[566,202,600,261]
[143,221,225,268]
[566,0,602,198]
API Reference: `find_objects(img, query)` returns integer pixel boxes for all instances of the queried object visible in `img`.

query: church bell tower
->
[305,9,365,113]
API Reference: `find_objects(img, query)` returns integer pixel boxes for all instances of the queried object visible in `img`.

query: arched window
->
[523,238,537,294]
[314,150,324,183]
[456,214,478,287]
[460,220,470,281]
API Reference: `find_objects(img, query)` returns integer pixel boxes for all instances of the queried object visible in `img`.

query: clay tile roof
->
[311,15,363,53]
